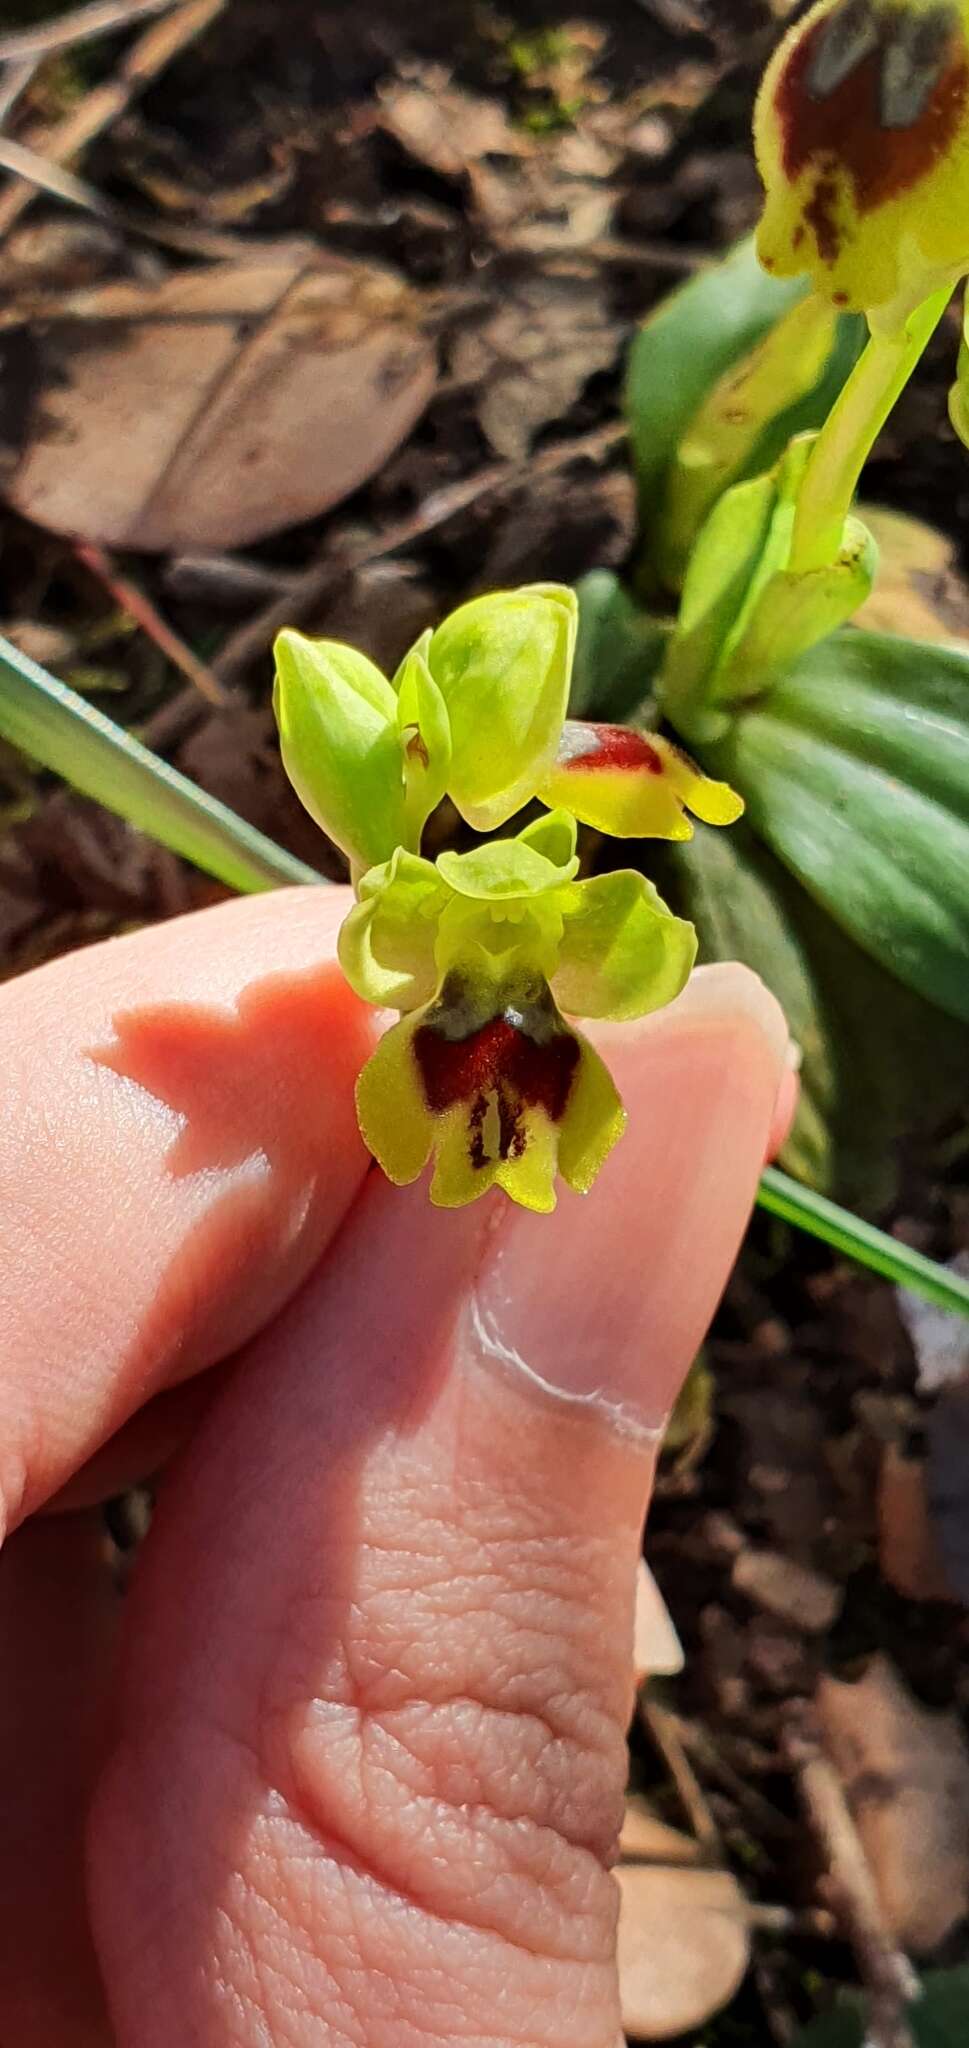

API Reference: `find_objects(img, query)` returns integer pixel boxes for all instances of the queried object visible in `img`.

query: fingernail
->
[471,964,790,1437]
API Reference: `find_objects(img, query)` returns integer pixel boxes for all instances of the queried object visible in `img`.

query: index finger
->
[0,885,375,1538]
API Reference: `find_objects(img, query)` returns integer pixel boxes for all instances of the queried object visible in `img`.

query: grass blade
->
[0,634,321,895]
[758,1165,969,1319]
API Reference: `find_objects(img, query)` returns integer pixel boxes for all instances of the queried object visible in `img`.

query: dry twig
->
[213,419,627,682]
[784,1702,920,2048]
[0,0,226,238]
[74,541,232,706]
[0,59,39,127]
[638,1693,725,1858]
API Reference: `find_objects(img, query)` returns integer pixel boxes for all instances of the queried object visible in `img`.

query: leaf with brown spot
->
[0,248,436,551]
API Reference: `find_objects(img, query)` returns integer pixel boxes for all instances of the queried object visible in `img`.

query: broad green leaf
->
[649,819,967,1208]
[274,630,406,871]
[0,633,319,896]
[571,571,669,721]
[427,583,576,830]
[625,236,807,544]
[661,295,843,588]
[553,869,696,1020]
[791,1965,969,2048]
[714,630,969,1021]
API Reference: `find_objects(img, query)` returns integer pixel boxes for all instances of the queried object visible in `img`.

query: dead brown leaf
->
[1,247,436,551]
[856,505,969,646]
[454,268,619,460]
[817,1654,969,1953]
[376,65,534,180]
[877,1445,959,1605]
[616,1860,751,2040]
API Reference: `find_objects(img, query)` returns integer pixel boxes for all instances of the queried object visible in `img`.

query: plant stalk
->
[758,1166,969,1319]
[788,289,952,574]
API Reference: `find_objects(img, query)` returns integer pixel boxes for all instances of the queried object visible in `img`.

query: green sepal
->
[553,869,696,1020]
[427,583,577,830]
[393,630,452,846]
[337,846,445,1010]
[711,629,969,1023]
[273,629,405,870]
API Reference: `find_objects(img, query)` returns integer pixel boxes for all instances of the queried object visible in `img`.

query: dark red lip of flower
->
[775,1,968,258]
[557,723,665,775]
[413,977,580,1169]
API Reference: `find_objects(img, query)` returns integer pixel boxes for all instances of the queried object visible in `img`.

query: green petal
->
[355,1013,433,1186]
[428,583,577,830]
[516,806,579,871]
[553,869,697,1020]
[436,831,578,901]
[394,631,452,844]
[338,847,445,1009]
[273,629,405,870]
[557,1032,627,1195]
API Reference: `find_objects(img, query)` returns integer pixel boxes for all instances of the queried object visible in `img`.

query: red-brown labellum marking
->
[414,980,579,1169]
[775,3,968,246]
[557,722,665,774]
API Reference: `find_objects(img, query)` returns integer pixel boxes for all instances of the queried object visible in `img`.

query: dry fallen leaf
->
[454,269,619,460]
[855,505,969,647]
[633,1560,684,1684]
[877,1443,958,1605]
[817,1654,969,1953]
[616,1860,751,2040]
[0,247,436,550]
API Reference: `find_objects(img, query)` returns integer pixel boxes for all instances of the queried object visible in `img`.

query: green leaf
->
[274,630,406,872]
[0,633,319,896]
[337,847,444,1010]
[661,295,845,589]
[713,629,969,1022]
[790,1966,969,2048]
[658,469,777,743]
[571,571,669,721]
[649,818,967,1208]
[427,583,577,831]
[625,236,808,549]
[553,868,696,1020]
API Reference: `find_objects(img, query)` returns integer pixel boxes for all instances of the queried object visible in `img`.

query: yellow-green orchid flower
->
[539,721,744,842]
[340,812,697,1212]
[754,0,969,329]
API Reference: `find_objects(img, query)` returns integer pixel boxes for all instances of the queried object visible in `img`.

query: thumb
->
[90,963,789,2048]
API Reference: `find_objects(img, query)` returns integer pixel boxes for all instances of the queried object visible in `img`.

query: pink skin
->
[0,888,792,2048]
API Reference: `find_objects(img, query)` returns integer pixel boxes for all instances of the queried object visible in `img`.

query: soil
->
[1,3,967,2042]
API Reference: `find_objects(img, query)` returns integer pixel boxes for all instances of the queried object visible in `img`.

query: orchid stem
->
[787,288,952,575]
[757,1166,969,1320]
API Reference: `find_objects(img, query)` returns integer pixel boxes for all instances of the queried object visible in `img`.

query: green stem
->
[757,1165,969,1320]
[788,289,952,574]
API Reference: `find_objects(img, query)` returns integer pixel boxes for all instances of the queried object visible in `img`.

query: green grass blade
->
[0,634,322,894]
[758,1164,969,1319]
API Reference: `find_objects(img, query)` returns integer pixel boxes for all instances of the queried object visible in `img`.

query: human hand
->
[0,887,792,2048]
